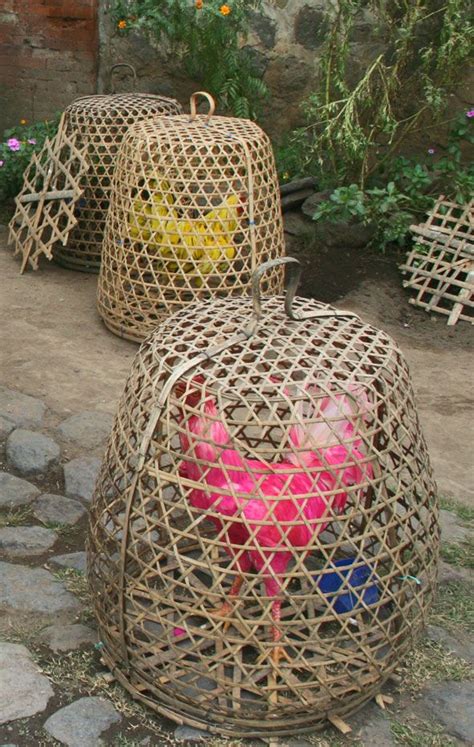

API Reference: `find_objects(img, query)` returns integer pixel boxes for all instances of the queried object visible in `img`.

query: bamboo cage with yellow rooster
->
[53,65,182,272]
[88,259,438,738]
[97,92,285,341]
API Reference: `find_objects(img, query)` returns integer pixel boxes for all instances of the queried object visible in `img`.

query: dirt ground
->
[0,222,472,505]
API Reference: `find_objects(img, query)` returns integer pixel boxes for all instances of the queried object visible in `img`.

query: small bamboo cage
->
[400,197,473,325]
[54,67,182,272]
[97,92,285,342]
[88,259,438,738]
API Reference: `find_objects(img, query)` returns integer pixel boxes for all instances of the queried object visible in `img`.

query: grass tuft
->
[398,638,471,693]
[430,580,474,633]
[0,505,34,527]
[441,539,474,569]
[391,718,454,746]
[439,497,474,525]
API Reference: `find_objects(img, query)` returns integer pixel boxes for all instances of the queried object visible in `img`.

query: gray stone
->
[0,562,79,614]
[0,472,40,509]
[43,696,121,747]
[427,625,474,664]
[33,493,86,526]
[174,725,209,742]
[0,387,46,429]
[57,411,114,449]
[420,681,474,743]
[40,624,96,653]
[0,642,54,724]
[294,7,328,50]
[241,45,270,77]
[49,551,87,573]
[283,211,314,237]
[440,509,470,545]
[348,703,395,746]
[64,457,101,502]
[6,429,60,476]
[0,526,57,558]
[250,10,276,49]
[0,415,15,440]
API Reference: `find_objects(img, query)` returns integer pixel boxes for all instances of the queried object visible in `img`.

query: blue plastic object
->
[317,557,379,614]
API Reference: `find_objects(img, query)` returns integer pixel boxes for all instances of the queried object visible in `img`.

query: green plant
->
[307,111,473,250]
[0,116,60,201]
[278,0,473,187]
[112,0,267,119]
[313,181,414,251]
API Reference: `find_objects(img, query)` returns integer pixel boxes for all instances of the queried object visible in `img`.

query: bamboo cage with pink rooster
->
[97,92,285,341]
[88,259,438,738]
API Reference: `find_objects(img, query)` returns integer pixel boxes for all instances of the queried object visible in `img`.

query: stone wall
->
[103,0,378,137]
[0,0,98,133]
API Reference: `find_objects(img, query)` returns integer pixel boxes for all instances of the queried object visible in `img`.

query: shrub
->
[0,116,60,201]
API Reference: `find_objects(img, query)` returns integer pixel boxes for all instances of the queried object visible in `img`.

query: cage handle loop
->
[246,258,360,337]
[110,63,138,91]
[189,91,216,123]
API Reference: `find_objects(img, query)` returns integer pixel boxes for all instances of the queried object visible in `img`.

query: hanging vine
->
[279,0,473,187]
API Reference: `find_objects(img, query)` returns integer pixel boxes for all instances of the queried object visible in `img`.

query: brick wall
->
[0,0,98,133]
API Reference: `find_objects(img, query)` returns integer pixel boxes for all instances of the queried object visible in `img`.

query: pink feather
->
[176,378,372,601]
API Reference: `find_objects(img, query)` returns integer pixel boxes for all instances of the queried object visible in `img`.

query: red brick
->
[0,0,98,132]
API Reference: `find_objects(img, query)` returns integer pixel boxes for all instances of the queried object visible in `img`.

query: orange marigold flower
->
[117,19,127,29]
[220,4,231,15]
[20,118,27,125]
[195,0,203,8]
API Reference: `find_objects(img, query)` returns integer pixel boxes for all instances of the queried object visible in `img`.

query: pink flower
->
[466,110,474,118]
[7,138,21,151]
[428,148,435,155]
[0,160,4,167]
[27,138,36,145]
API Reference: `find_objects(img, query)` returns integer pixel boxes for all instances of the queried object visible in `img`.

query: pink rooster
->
[175,376,372,666]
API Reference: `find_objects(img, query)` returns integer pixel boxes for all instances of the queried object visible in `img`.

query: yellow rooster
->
[128,180,241,277]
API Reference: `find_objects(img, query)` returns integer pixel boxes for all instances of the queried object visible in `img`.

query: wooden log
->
[281,188,315,212]
[279,176,318,196]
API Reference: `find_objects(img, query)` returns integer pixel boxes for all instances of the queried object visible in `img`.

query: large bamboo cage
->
[97,92,285,342]
[53,67,182,273]
[88,259,438,738]
[400,196,473,325]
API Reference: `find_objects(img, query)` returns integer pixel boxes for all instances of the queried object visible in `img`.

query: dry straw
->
[88,259,438,738]
[97,92,285,342]
[401,196,473,325]
[54,67,182,272]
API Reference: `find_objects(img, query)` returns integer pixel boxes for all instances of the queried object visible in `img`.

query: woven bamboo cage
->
[97,92,285,342]
[400,196,473,325]
[88,258,438,738]
[53,66,182,272]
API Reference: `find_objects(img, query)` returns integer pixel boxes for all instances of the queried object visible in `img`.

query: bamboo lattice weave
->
[54,93,182,272]
[97,97,285,341]
[88,276,438,737]
[401,197,473,325]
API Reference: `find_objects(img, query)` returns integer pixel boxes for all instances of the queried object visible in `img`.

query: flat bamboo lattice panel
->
[88,259,438,738]
[97,92,285,342]
[401,197,473,325]
[8,115,90,273]
[53,91,182,273]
